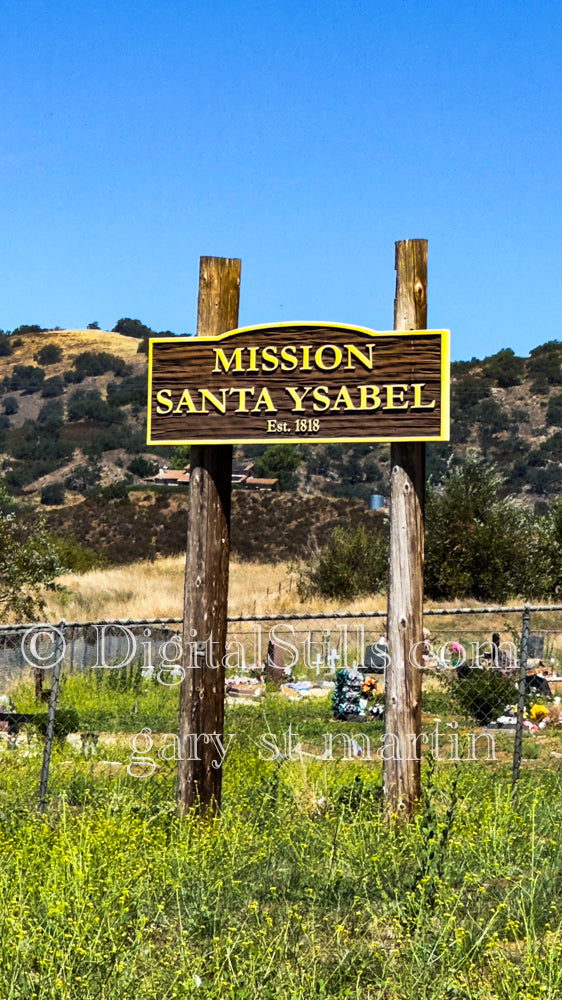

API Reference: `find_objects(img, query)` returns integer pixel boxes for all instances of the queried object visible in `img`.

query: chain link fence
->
[0,605,561,811]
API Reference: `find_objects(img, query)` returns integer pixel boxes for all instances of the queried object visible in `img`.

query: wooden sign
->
[147,322,449,445]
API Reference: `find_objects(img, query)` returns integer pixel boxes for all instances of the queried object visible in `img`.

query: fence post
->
[38,620,65,814]
[512,604,530,791]
[383,239,427,819]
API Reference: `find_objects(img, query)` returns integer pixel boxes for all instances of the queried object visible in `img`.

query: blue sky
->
[1,0,560,361]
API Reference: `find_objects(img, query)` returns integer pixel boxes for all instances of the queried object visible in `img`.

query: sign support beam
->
[383,239,427,819]
[177,256,241,816]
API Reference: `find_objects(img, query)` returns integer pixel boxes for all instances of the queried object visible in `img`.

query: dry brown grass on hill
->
[41,555,538,646]
[3,329,140,374]
[43,556,388,622]
[0,329,145,428]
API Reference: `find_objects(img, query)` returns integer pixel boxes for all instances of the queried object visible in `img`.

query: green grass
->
[2,688,562,998]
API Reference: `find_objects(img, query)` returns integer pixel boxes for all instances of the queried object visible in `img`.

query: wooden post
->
[177,256,241,816]
[383,239,427,819]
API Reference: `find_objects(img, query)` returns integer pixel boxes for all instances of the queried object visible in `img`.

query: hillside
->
[446,342,562,497]
[0,326,153,498]
[252,342,562,504]
[40,490,387,565]
[0,328,560,516]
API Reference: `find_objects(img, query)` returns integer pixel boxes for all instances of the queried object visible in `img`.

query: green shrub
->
[326,482,373,500]
[450,418,469,444]
[38,399,64,429]
[539,432,562,463]
[481,347,525,387]
[8,423,73,463]
[528,465,561,495]
[106,374,146,407]
[546,393,562,427]
[47,532,106,572]
[476,397,512,435]
[35,707,80,741]
[298,522,388,599]
[451,377,491,412]
[491,436,527,462]
[127,456,159,478]
[95,422,141,451]
[99,481,130,501]
[67,389,123,425]
[9,364,45,394]
[527,341,562,393]
[450,357,480,375]
[41,375,65,397]
[2,396,19,415]
[169,444,190,470]
[35,343,63,365]
[528,448,547,467]
[64,463,102,494]
[40,482,65,505]
[63,368,85,384]
[5,460,65,491]
[112,317,154,339]
[254,444,300,491]
[0,486,63,617]
[11,324,44,336]
[506,458,528,489]
[521,738,541,760]
[72,350,129,378]
[425,459,554,601]
[448,669,518,725]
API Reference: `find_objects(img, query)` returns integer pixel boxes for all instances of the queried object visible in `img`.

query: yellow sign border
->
[146,322,450,445]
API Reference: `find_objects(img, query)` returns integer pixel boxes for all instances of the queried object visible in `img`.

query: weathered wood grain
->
[176,257,240,816]
[383,239,427,820]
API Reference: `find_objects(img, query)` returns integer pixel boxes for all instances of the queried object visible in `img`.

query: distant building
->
[144,461,277,490]
[244,477,278,491]
[144,469,190,486]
